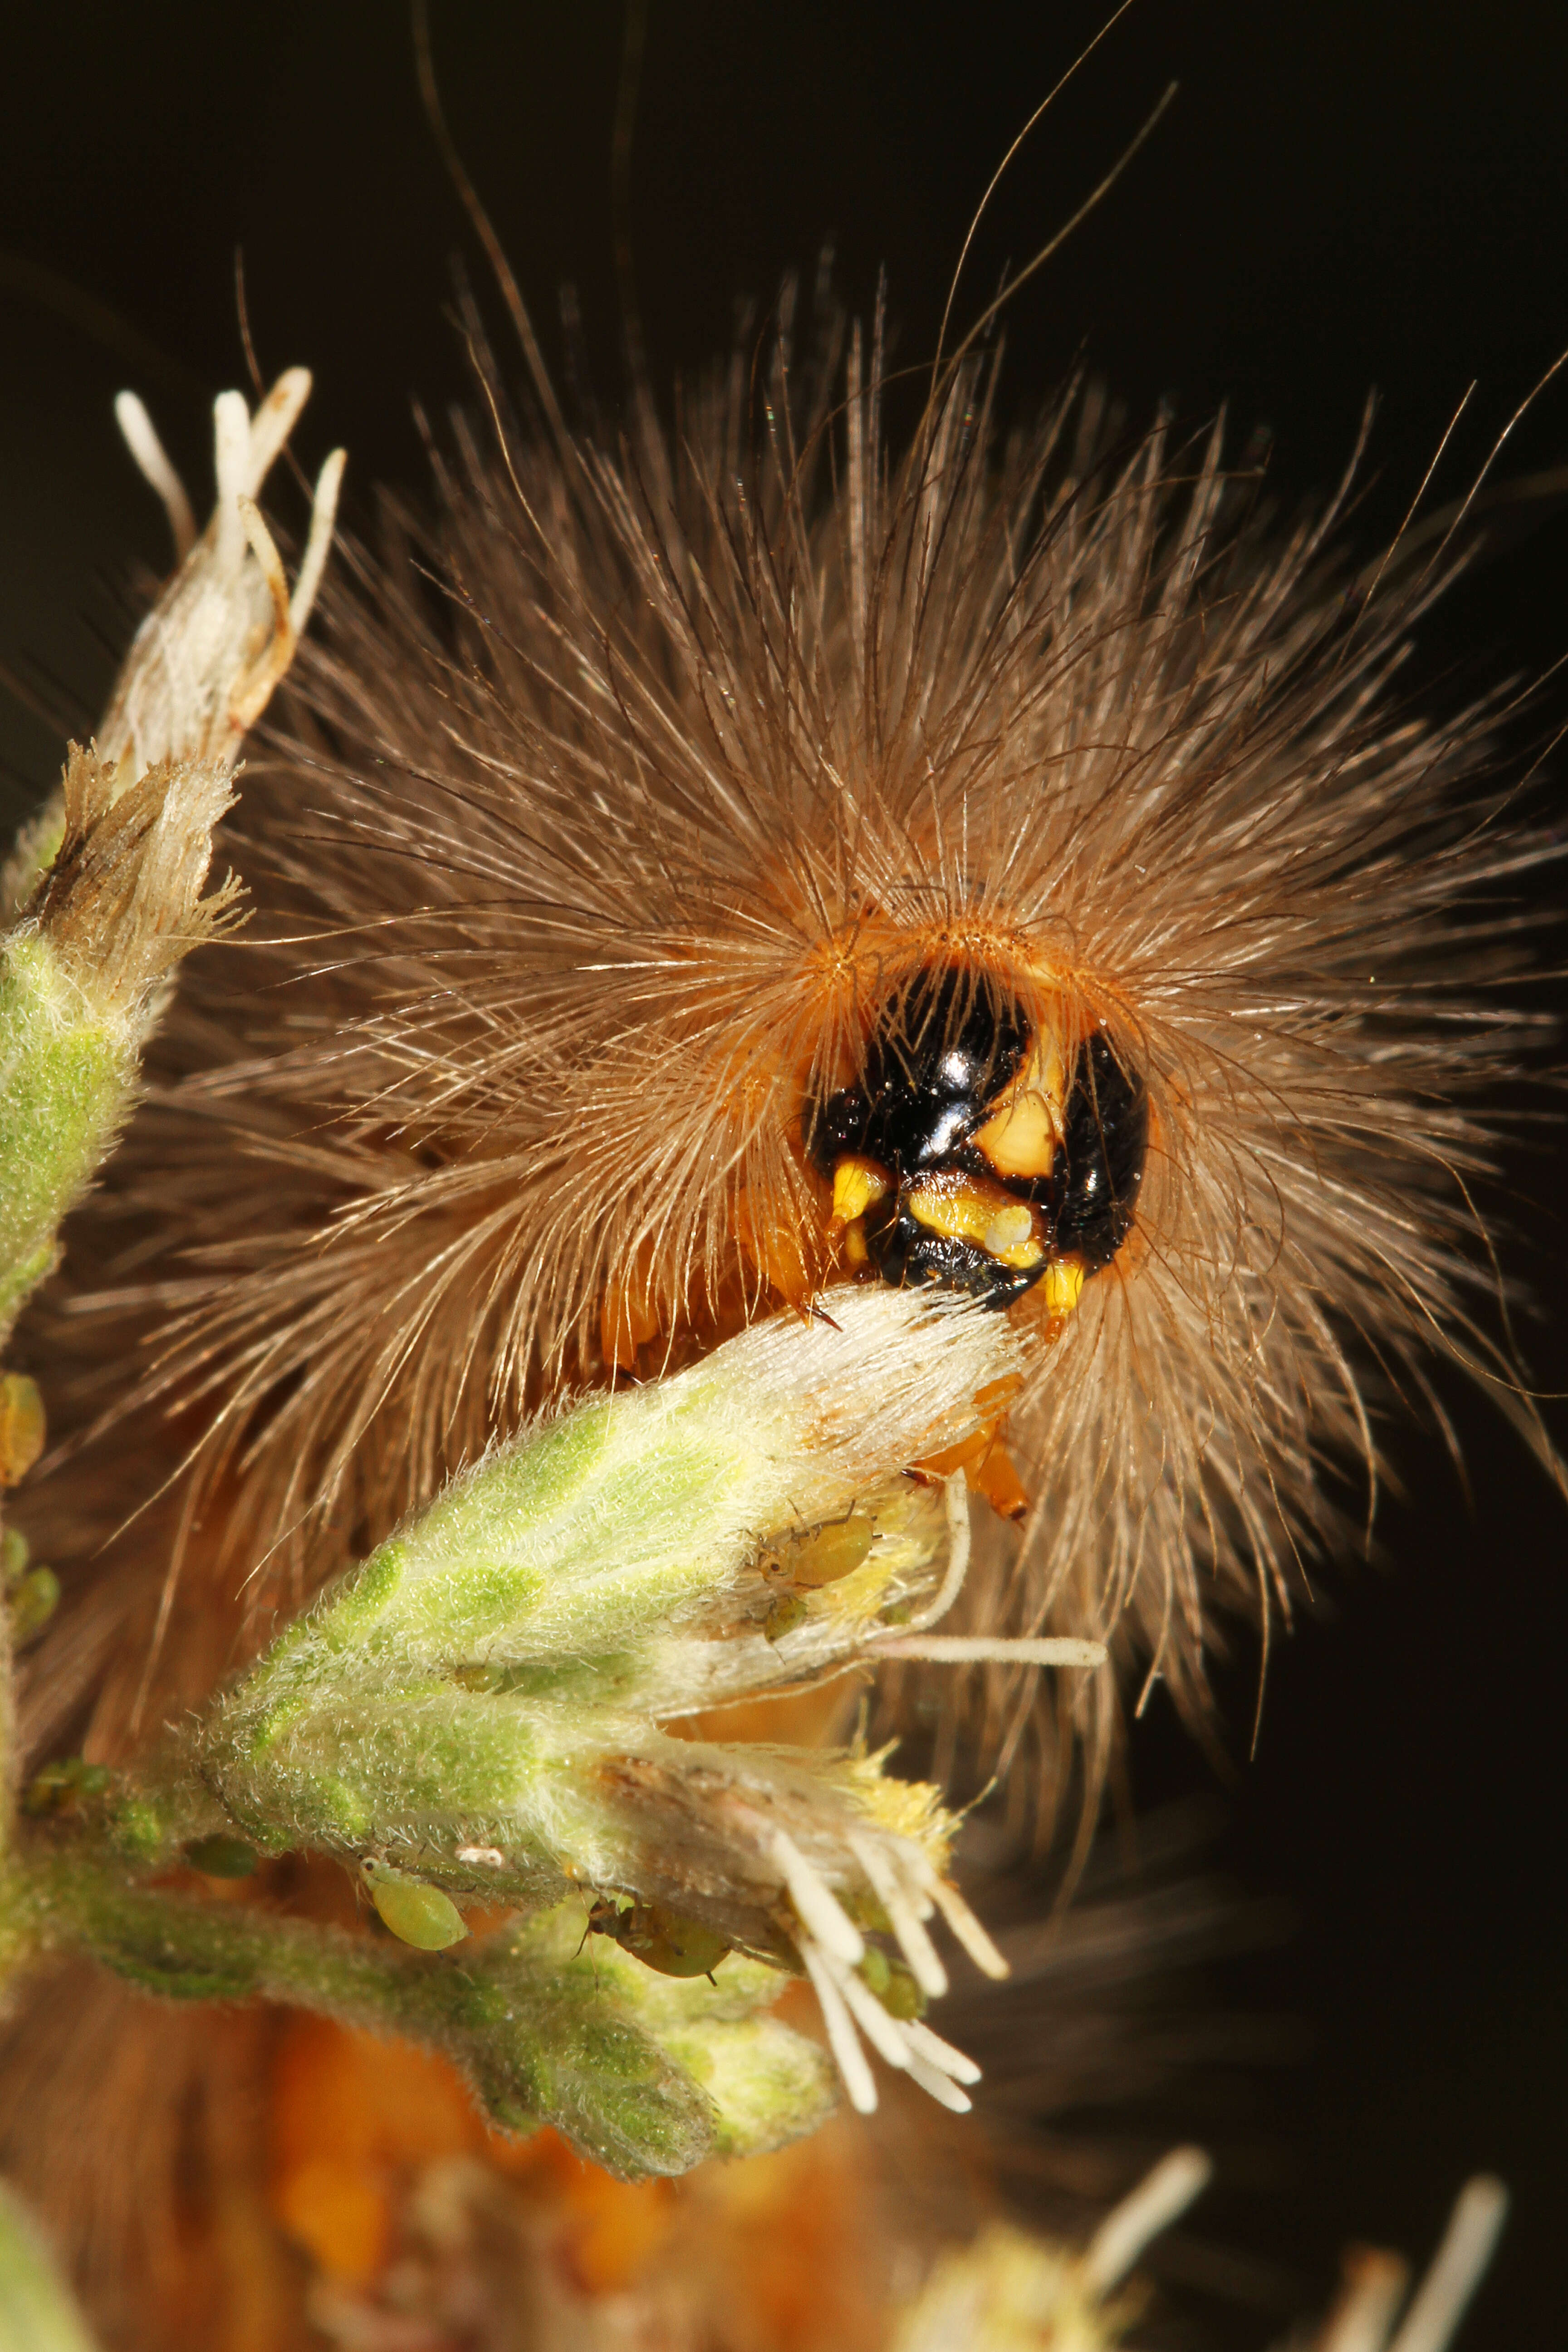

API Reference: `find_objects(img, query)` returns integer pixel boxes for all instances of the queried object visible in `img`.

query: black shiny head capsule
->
[809,966,1148,1307]
[808,967,1033,1178]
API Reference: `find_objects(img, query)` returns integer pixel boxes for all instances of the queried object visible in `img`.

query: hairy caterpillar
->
[1,9,1564,2349]
[23,294,1552,1800]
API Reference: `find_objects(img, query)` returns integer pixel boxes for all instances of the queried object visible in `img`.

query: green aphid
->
[857,1943,925,2021]
[361,1859,470,1951]
[758,1508,876,1592]
[588,1896,731,1980]
[763,1592,808,1644]
[184,1835,259,1880]
[23,1756,111,1816]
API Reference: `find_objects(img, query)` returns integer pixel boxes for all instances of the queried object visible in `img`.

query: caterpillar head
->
[807,962,1148,1311]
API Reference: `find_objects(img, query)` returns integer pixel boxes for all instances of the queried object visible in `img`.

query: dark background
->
[2,4,1565,2343]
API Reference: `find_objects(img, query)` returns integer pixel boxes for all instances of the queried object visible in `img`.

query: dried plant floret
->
[24,745,241,1022]
[0,373,341,1358]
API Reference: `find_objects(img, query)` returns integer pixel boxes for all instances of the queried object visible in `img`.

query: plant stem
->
[4,1847,831,2179]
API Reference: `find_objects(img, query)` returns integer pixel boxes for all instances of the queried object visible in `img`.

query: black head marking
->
[1054,1031,1149,1270]
[808,966,1032,1179]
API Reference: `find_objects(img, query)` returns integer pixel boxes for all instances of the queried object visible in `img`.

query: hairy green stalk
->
[0,931,132,1342]
[4,1853,829,2177]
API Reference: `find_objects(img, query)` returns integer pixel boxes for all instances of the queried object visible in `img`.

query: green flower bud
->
[0,747,244,1345]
